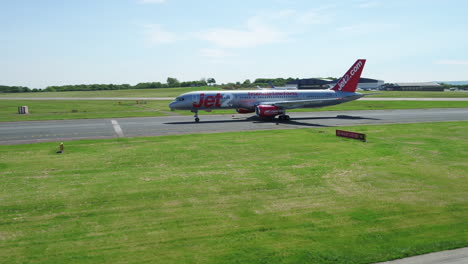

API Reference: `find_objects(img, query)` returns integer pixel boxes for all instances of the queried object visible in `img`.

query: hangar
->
[384,82,443,91]
[286,78,384,90]
[285,78,333,89]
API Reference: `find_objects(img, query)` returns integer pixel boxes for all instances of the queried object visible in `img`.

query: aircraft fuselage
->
[169,90,363,111]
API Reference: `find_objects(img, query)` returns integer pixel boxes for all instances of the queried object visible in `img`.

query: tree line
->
[3,77,468,93]
[1,77,303,93]
[0,78,215,93]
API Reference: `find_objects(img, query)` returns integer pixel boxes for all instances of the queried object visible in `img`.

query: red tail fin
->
[331,59,366,92]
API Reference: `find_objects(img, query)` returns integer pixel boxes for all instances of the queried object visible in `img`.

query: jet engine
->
[255,105,283,118]
[236,108,255,114]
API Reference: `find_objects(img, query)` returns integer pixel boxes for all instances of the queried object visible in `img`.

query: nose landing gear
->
[192,110,200,123]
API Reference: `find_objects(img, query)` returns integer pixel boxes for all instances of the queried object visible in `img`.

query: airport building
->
[285,78,334,89]
[384,82,443,91]
[285,78,384,90]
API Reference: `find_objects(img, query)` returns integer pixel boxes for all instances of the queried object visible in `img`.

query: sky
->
[1,0,468,88]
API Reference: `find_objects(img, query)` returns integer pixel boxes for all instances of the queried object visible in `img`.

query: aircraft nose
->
[169,101,177,110]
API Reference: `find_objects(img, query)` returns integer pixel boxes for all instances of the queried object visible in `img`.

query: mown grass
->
[0,87,222,98]
[2,99,468,122]
[0,87,467,98]
[0,100,168,122]
[0,122,467,264]
[361,90,468,98]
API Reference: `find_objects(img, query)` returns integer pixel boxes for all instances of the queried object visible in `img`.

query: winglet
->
[331,59,366,92]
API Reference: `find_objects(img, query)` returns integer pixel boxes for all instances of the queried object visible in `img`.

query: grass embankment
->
[2,100,468,122]
[0,87,222,98]
[0,87,467,99]
[361,91,468,98]
[0,100,168,122]
[1,122,467,263]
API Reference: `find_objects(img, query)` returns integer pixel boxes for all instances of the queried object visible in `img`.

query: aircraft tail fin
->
[331,59,366,92]
[268,81,275,88]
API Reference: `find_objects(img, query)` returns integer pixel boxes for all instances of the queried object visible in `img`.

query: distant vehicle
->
[169,59,369,122]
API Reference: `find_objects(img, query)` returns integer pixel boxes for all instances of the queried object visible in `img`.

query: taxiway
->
[1,108,468,145]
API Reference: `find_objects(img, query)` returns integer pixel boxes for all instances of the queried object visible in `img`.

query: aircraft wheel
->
[285,115,290,121]
[195,117,200,123]
[278,116,284,121]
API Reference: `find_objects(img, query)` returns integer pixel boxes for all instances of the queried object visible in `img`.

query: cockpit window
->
[177,97,185,101]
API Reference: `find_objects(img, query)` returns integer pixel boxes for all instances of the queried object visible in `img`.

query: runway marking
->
[111,120,124,138]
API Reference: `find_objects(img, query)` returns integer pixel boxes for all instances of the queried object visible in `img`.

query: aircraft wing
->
[361,93,381,96]
[260,98,341,109]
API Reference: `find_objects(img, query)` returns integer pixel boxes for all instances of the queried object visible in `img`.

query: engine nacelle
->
[255,105,283,118]
[236,108,255,114]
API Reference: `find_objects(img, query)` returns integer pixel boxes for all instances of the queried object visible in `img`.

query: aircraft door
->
[192,94,199,106]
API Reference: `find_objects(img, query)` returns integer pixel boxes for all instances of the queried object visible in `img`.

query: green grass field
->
[1,99,468,122]
[361,90,468,98]
[0,87,223,98]
[1,122,467,264]
[0,100,169,122]
[0,87,467,98]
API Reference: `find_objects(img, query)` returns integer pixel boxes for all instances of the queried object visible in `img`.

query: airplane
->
[169,59,368,122]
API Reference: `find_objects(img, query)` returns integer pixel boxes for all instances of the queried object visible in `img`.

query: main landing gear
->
[278,115,290,121]
[278,109,290,121]
[192,110,200,123]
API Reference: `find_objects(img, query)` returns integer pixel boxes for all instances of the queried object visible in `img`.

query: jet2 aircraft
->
[169,59,367,122]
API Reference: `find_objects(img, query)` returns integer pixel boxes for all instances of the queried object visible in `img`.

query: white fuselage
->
[169,89,363,111]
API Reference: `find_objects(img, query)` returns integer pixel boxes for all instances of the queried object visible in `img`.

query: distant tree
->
[45,87,56,92]
[0,85,31,93]
[242,79,251,87]
[207,78,216,86]
[167,77,180,87]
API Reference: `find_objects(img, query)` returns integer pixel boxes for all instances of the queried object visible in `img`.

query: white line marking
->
[111,120,124,138]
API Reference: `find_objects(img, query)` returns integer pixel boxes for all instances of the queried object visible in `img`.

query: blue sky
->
[1,0,467,88]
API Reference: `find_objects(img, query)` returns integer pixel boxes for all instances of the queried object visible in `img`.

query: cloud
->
[201,25,288,49]
[296,9,332,25]
[144,24,177,44]
[198,12,296,49]
[144,8,333,49]
[337,23,396,35]
[436,60,468,65]
[199,48,234,59]
[140,0,166,3]
[357,1,382,8]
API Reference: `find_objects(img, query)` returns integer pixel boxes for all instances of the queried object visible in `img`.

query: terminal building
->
[285,78,384,90]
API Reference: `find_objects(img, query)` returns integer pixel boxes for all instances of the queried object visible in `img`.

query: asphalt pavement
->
[375,247,468,264]
[1,108,468,145]
[0,97,468,101]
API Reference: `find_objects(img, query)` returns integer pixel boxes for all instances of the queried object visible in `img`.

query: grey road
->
[0,97,468,101]
[1,108,468,145]
[375,247,468,264]
[0,97,174,100]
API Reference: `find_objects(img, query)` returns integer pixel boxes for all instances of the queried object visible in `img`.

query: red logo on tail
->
[332,59,366,92]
